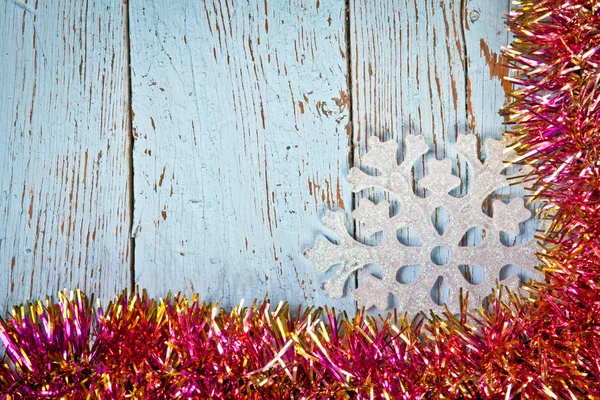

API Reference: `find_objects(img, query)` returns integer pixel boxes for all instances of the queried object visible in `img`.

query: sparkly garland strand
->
[2,0,599,398]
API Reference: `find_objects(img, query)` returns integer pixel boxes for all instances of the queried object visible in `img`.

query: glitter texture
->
[305,134,539,313]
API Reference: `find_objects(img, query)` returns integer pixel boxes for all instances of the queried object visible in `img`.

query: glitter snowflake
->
[305,134,540,314]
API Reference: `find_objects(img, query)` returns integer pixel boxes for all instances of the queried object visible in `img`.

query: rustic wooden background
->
[0,0,536,312]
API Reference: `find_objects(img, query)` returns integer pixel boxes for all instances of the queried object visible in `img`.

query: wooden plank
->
[129,0,354,310]
[0,0,131,311]
[464,0,538,281]
[351,0,527,309]
[464,0,511,139]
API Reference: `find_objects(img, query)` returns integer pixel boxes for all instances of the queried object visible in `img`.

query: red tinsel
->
[1,0,599,398]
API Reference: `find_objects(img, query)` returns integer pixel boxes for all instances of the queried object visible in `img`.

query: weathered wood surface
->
[350,0,535,308]
[128,0,354,310]
[0,0,131,311]
[464,0,538,282]
[0,0,535,314]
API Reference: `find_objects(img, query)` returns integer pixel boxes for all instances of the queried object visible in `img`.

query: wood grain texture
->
[129,0,354,310]
[0,0,530,316]
[0,0,131,311]
[351,0,533,309]
[464,0,538,281]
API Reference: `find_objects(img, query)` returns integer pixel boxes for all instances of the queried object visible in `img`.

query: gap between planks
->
[344,0,359,304]
[124,0,136,294]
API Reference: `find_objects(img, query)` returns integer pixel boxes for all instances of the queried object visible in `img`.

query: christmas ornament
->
[305,134,540,313]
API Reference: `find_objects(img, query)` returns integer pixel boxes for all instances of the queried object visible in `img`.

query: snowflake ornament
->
[305,134,540,314]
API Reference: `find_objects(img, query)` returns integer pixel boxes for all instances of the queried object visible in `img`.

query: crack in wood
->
[345,0,359,301]
[124,0,136,294]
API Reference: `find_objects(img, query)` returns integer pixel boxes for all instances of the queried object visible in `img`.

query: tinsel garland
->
[1,0,599,398]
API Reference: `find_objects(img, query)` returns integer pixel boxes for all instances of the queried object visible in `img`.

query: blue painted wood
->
[0,0,131,312]
[350,0,536,309]
[128,0,355,310]
[0,0,535,316]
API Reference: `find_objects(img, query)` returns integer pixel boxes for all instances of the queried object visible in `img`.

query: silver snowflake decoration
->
[305,134,540,314]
